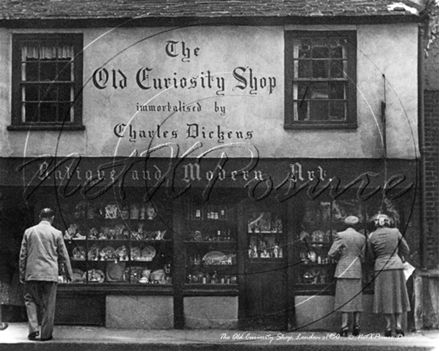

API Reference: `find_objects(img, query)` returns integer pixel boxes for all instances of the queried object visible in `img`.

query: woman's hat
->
[370,213,392,226]
[344,216,359,225]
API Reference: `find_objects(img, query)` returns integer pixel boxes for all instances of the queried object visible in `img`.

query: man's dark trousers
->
[24,281,57,340]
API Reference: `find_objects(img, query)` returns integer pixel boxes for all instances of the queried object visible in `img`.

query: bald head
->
[40,208,55,222]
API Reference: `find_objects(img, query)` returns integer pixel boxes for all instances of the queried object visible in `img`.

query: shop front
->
[0,156,418,331]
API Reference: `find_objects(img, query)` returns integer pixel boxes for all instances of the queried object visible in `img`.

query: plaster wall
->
[0,24,418,159]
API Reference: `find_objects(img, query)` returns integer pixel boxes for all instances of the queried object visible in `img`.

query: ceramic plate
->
[72,268,84,282]
[106,262,125,282]
[202,251,228,265]
[141,246,156,261]
[72,246,85,260]
[84,269,105,283]
[131,246,141,259]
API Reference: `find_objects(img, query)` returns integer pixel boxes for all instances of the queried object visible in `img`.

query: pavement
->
[0,323,438,351]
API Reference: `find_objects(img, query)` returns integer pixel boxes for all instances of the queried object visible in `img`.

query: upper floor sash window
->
[285,31,357,129]
[10,34,84,130]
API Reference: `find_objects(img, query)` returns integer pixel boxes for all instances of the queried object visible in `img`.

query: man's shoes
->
[0,323,8,331]
[395,328,405,338]
[40,336,53,341]
[28,331,39,340]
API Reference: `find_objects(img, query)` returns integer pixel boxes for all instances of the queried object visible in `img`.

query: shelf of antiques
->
[294,199,367,293]
[183,200,238,293]
[60,200,173,287]
[247,211,284,261]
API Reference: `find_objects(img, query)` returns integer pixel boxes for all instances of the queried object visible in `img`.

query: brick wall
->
[424,90,439,268]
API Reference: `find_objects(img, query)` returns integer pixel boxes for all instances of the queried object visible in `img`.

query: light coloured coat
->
[19,220,73,282]
[367,227,409,271]
[328,228,366,279]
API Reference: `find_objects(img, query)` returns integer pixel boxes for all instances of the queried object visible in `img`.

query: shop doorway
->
[239,200,288,330]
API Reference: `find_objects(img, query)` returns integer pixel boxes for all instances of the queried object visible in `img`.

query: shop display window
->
[247,212,284,260]
[295,198,367,288]
[60,199,173,285]
[184,200,238,286]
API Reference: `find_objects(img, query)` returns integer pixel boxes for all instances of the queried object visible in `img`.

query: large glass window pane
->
[25,61,39,81]
[298,60,311,78]
[40,61,57,81]
[24,85,39,101]
[24,103,39,122]
[39,103,58,122]
[58,84,72,102]
[312,60,329,78]
[329,101,346,121]
[310,101,328,121]
[58,103,72,122]
[58,60,73,81]
[41,84,57,102]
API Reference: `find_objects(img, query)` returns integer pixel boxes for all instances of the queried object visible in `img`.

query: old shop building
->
[0,0,436,331]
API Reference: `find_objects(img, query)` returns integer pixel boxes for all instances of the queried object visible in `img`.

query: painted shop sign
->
[6,154,415,203]
[92,40,277,96]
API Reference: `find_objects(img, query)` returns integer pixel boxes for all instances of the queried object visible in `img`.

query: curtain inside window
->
[22,45,73,60]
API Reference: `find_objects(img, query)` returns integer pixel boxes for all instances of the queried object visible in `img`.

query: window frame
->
[284,31,357,129]
[9,33,84,131]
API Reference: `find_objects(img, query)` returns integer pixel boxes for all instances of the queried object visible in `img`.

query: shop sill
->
[184,240,237,244]
[247,258,285,263]
[58,283,173,295]
[183,284,239,296]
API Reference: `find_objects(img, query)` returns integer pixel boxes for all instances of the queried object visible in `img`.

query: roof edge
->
[0,14,423,29]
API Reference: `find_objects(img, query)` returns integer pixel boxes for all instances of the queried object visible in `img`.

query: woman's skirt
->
[335,278,363,312]
[373,269,410,314]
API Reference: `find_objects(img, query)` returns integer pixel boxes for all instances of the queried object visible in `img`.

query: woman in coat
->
[328,215,366,337]
[367,213,410,337]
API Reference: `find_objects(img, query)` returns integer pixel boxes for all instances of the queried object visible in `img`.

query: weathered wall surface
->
[0,23,418,159]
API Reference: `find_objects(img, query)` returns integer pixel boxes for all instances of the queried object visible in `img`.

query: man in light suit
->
[19,208,73,341]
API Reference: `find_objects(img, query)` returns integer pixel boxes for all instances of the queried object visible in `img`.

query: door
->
[239,201,288,330]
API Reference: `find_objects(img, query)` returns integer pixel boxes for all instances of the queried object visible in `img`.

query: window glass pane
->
[40,61,57,81]
[297,82,310,101]
[58,85,72,101]
[310,82,328,100]
[298,60,311,78]
[58,103,72,122]
[58,60,73,81]
[298,40,311,58]
[309,101,328,121]
[330,60,345,78]
[39,103,58,122]
[329,101,346,121]
[25,61,39,81]
[329,82,345,100]
[311,40,329,58]
[330,39,348,58]
[40,84,57,102]
[24,85,39,101]
[312,60,328,78]
[297,100,309,121]
[24,103,39,122]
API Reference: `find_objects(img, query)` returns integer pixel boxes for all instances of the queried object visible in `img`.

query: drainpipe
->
[418,23,427,271]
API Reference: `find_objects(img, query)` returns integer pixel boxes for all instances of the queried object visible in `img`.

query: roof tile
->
[0,0,422,20]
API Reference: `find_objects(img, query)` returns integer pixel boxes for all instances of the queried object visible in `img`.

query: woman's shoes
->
[338,326,349,337]
[352,325,360,336]
[0,323,8,331]
[384,329,392,337]
[395,328,405,337]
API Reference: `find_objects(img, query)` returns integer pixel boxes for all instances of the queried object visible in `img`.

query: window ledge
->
[284,123,358,130]
[7,124,85,131]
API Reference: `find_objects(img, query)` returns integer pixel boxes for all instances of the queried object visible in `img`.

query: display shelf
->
[183,199,238,293]
[63,199,173,286]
